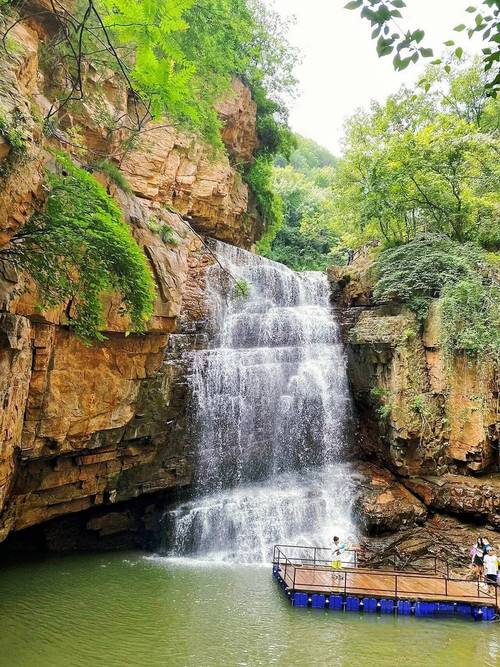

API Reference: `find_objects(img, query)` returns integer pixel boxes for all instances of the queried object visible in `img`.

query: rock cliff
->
[330,257,499,540]
[0,5,260,548]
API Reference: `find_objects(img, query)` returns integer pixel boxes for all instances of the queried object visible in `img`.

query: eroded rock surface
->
[352,463,427,535]
[0,5,259,545]
[331,256,499,538]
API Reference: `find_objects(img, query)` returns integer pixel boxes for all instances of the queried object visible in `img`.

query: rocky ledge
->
[330,255,499,545]
[0,3,261,548]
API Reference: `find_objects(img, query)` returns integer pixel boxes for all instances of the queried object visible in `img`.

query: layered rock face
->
[0,7,260,547]
[330,259,499,538]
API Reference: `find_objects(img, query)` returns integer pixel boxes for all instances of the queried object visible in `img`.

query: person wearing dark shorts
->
[472,538,486,578]
[484,549,498,589]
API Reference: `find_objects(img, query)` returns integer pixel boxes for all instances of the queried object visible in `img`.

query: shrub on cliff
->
[441,277,499,359]
[373,235,483,320]
[374,235,499,358]
[1,152,155,341]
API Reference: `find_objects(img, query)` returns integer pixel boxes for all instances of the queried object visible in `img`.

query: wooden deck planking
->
[279,564,497,608]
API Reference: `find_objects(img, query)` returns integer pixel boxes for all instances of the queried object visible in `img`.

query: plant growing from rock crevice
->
[146,219,179,246]
[0,108,29,176]
[0,151,155,341]
[92,159,132,193]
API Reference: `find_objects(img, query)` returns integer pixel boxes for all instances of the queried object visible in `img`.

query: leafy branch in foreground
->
[2,0,297,152]
[344,0,499,95]
[0,152,155,341]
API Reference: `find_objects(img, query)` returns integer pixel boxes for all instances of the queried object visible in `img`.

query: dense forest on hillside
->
[263,57,499,362]
[261,136,339,270]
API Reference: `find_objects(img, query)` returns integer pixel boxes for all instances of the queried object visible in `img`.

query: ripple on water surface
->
[0,552,498,667]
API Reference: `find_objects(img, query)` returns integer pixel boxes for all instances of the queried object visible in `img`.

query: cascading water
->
[165,242,355,562]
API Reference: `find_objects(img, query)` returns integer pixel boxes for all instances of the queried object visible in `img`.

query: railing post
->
[313,547,317,568]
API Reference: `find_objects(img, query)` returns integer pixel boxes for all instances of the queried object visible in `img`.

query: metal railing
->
[273,544,499,609]
[273,544,440,575]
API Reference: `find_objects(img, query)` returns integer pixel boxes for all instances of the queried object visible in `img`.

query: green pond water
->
[0,552,498,667]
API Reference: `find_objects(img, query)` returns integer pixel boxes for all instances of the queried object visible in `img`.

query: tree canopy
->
[259,135,340,270]
[321,58,500,251]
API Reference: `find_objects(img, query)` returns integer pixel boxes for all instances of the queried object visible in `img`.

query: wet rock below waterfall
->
[351,463,427,535]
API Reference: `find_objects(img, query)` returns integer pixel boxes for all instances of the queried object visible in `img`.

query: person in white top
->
[483,548,498,589]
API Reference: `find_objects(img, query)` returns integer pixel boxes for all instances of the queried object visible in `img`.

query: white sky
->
[269,0,484,153]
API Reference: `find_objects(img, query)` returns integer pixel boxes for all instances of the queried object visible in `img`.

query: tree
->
[329,60,500,249]
[0,152,156,341]
[261,142,342,270]
[2,0,297,151]
[344,0,499,96]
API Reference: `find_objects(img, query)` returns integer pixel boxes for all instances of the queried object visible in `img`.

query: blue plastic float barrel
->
[456,603,471,618]
[346,596,360,612]
[380,599,394,614]
[292,593,308,607]
[329,595,344,611]
[415,601,437,617]
[397,600,412,616]
[437,602,455,616]
[311,594,326,609]
[363,598,377,613]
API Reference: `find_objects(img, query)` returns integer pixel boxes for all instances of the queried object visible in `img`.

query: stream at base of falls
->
[0,552,498,667]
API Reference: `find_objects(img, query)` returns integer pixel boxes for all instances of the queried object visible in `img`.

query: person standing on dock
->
[331,536,346,584]
[483,548,498,590]
[471,537,486,579]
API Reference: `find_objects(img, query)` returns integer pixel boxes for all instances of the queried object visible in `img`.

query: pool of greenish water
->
[0,552,498,667]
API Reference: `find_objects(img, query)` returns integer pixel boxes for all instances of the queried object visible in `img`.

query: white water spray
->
[165,242,355,562]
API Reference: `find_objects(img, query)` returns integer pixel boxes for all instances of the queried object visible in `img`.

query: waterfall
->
[165,242,355,563]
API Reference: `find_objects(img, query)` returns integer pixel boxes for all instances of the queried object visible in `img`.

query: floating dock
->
[273,545,498,622]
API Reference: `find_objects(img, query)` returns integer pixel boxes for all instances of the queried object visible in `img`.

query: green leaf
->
[444,40,455,46]
[455,46,464,59]
[396,56,411,70]
[453,24,466,31]
[431,58,442,65]
[344,0,363,9]
[465,6,477,12]
[391,0,406,7]
[390,9,403,18]
[419,47,434,58]
[412,29,425,43]
[444,64,451,73]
